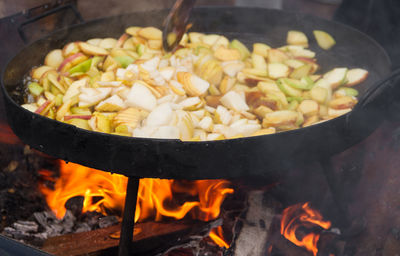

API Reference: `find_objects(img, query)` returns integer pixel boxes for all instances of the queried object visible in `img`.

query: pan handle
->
[355,69,400,110]
[17,0,84,44]
[346,69,400,127]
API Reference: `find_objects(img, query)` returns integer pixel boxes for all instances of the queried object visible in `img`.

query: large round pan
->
[0,7,394,180]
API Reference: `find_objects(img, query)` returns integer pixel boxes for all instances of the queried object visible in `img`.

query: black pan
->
[1,7,396,180]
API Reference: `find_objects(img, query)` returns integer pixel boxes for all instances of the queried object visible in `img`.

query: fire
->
[39,161,233,247]
[280,202,331,256]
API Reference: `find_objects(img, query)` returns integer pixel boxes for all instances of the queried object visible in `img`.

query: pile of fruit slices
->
[23,27,369,141]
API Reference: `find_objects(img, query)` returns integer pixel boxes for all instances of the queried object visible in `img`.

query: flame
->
[280,202,331,256]
[209,226,229,248]
[39,161,233,247]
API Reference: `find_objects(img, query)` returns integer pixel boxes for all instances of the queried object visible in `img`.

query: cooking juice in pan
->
[22,26,368,141]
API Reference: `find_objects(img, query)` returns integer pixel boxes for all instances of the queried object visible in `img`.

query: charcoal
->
[75,223,91,233]
[98,216,119,229]
[12,221,38,233]
[62,210,76,233]
[33,211,58,228]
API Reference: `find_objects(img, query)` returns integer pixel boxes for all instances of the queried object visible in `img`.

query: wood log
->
[41,220,215,256]
[231,191,280,256]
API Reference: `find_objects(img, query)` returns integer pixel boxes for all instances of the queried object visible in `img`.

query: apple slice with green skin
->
[345,68,369,87]
[68,58,93,74]
[284,78,313,90]
[313,30,336,50]
[114,55,135,68]
[28,82,44,97]
[79,42,109,56]
[286,46,316,58]
[323,68,348,89]
[276,79,302,97]
[335,87,359,97]
[229,39,251,60]
[253,43,270,57]
[57,53,87,72]
[268,63,290,79]
[287,30,309,47]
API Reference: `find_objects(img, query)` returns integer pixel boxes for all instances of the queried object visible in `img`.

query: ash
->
[2,210,119,246]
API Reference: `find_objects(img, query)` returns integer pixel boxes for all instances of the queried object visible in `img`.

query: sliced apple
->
[310,86,328,104]
[62,42,80,57]
[276,79,302,97]
[126,82,157,111]
[285,59,306,69]
[57,52,87,72]
[287,46,316,58]
[189,32,204,44]
[268,63,290,79]
[290,64,312,79]
[96,95,125,112]
[328,107,352,118]
[298,100,319,117]
[243,68,268,77]
[220,91,250,112]
[177,72,210,96]
[345,68,369,87]
[63,78,87,103]
[262,110,299,127]
[313,30,336,50]
[87,38,102,46]
[116,34,129,48]
[214,46,241,61]
[79,42,109,56]
[64,115,92,121]
[198,116,213,132]
[146,103,173,127]
[252,54,268,71]
[138,27,162,40]
[125,26,142,36]
[253,43,270,57]
[31,66,54,80]
[222,61,245,77]
[229,39,251,60]
[179,97,203,110]
[44,49,64,69]
[323,68,348,89]
[329,96,358,110]
[267,49,289,63]
[79,87,112,108]
[98,38,117,49]
[287,30,309,47]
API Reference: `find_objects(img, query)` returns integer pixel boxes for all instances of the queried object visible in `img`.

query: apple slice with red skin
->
[116,33,129,48]
[345,68,369,87]
[64,115,92,121]
[57,53,87,72]
[35,100,51,114]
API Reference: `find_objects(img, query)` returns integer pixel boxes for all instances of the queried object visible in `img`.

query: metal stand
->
[118,177,140,256]
[320,157,351,229]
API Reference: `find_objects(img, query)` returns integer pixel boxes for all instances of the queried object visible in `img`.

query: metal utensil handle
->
[162,0,196,52]
[17,1,84,44]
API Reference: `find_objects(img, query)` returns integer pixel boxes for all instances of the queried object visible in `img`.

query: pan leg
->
[320,158,351,228]
[118,177,140,256]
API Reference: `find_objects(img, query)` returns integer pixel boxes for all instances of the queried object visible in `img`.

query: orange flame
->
[280,202,331,256]
[209,226,229,248]
[39,161,233,247]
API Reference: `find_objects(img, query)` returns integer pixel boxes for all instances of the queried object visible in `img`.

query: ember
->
[280,202,331,256]
[38,161,234,247]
